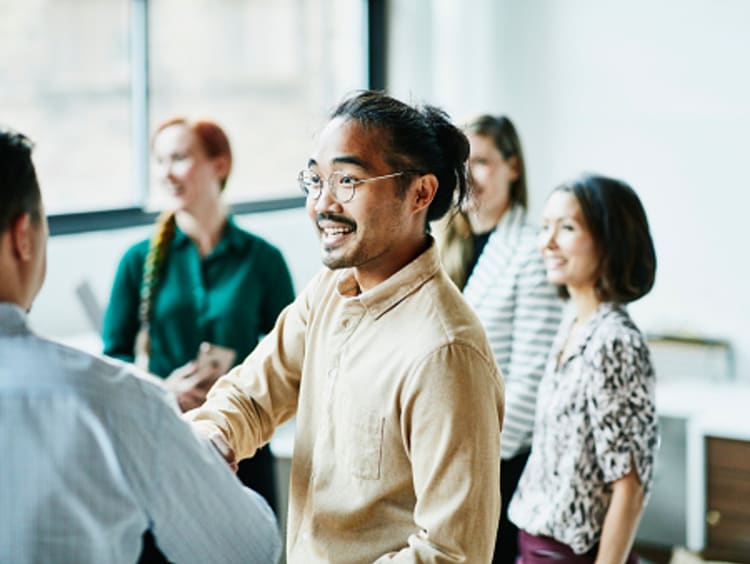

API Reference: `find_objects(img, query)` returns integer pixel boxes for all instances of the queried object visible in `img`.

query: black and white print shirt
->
[508,303,658,555]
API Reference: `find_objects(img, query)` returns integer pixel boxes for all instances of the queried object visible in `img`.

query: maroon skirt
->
[518,530,638,564]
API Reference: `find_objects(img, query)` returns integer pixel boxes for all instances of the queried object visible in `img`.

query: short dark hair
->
[555,174,656,303]
[464,114,528,209]
[0,127,41,234]
[331,90,470,226]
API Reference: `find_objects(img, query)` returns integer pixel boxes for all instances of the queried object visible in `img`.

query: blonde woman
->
[435,115,562,564]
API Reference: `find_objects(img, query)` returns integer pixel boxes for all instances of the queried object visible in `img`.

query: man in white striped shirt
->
[0,127,281,563]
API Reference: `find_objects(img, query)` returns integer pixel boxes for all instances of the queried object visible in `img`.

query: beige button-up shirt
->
[190,241,505,563]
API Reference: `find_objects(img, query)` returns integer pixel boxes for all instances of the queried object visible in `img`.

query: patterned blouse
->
[508,303,658,554]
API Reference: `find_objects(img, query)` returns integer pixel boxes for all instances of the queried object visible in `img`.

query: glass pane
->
[0,0,133,214]
[148,0,367,207]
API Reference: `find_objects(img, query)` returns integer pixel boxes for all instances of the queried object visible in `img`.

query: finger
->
[167,361,198,381]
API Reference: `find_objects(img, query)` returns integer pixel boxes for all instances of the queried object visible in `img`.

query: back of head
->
[0,127,41,234]
[331,90,470,224]
[557,173,656,303]
[152,116,233,189]
[464,114,528,209]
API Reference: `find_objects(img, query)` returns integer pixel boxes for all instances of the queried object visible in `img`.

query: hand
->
[208,431,239,473]
[165,361,223,412]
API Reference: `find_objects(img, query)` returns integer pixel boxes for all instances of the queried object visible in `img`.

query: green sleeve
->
[259,245,295,334]
[102,242,147,362]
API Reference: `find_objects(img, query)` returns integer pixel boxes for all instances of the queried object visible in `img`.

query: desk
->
[640,380,750,555]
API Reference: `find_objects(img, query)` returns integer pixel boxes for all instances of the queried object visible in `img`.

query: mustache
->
[316,213,356,229]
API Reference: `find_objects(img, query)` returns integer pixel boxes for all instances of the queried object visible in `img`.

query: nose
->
[156,160,172,183]
[538,225,557,252]
[312,181,339,213]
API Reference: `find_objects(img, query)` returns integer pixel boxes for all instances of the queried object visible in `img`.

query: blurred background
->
[2,1,748,561]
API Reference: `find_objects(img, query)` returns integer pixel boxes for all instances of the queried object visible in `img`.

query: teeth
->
[323,227,351,236]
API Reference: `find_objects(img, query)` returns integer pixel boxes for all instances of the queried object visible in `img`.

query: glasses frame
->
[297,169,414,203]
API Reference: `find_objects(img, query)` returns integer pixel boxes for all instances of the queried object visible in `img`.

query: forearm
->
[187,364,272,459]
[595,471,644,564]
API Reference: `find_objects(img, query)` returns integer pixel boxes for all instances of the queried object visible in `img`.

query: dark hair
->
[331,90,470,225]
[152,116,233,190]
[0,127,42,234]
[465,114,528,209]
[554,174,656,303]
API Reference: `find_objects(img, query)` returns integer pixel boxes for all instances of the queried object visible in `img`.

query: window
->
[1,0,369,220]
[0,0,133,213]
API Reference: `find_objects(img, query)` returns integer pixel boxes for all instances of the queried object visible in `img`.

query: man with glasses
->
[0,127,281,563]
[189,91,505,563]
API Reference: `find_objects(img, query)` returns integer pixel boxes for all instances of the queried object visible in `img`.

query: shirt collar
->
[0,302,30,336]
[557,302,621,361]
[335,237,442,320]
[492,204,526,245]
[172,215,246,254]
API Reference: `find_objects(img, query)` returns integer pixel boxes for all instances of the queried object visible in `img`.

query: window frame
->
[48,0,386,236]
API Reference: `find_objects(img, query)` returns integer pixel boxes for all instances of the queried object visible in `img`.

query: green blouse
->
[102,217,295,378]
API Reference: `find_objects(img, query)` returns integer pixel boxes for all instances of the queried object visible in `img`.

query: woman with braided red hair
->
[102,117,294,555]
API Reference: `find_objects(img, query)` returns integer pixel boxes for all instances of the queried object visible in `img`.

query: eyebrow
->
[307,155,370,170]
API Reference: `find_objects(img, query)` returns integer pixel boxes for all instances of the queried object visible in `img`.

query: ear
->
[10,213,34,262]
[412,173,438,214]
[212,155,231,183]
[506,155,520,182]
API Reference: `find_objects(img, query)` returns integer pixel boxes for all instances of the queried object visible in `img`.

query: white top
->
[0,303,281,564]
[463,205,563,458]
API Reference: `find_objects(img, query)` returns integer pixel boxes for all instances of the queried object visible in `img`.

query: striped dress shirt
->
[0,303,280,564]
[463,206,563,459]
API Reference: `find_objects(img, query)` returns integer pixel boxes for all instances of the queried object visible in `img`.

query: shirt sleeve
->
[187,273,316,460]
[101,243,144,362]
[376,342,504,563]
[501,249,562,458]
[138,384,282,563]
[586,330,658,490]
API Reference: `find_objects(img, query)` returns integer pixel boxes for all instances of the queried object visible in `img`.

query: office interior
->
[4,1,749,562]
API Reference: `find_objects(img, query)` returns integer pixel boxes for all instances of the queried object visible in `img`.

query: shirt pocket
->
[346,411,385,480]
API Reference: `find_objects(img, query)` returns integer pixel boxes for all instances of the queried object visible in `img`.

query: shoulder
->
[118,238,151,267]
[585,306,653,382]
[419,272,499,364]
[514,218,545,265]
[589,306,647,351]
[228,223,288,261]
[30,336,171,404]
[124,237,150,257]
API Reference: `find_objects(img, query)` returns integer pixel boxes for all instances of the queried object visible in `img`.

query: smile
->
[317,213,356,246]
[322,226,353,237]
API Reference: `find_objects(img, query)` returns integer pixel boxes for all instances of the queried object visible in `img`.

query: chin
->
[320,249,349,270]
[546,273,568,286]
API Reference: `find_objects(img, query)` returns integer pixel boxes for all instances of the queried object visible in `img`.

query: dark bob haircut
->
[554,173,656,303]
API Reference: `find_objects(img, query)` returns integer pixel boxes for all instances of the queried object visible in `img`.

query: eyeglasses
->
[297,169,411,203]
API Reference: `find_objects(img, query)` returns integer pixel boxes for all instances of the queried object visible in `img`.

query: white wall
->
[28,208,320,343]
[389,0,750,380]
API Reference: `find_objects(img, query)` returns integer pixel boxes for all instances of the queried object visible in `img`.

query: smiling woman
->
[101,116,296,561]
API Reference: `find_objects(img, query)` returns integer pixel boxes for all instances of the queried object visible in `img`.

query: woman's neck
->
[568,285,602,326]
[175,203,228,257]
